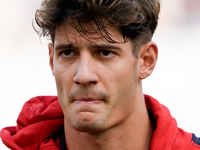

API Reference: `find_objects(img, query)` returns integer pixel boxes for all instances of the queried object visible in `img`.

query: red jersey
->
[1,95,200,150]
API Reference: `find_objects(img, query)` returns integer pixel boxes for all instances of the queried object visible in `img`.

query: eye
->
[60,49,76,57]
[99,50,115,57]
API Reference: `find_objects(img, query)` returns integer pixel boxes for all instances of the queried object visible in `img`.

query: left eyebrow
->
[89,43,122,51]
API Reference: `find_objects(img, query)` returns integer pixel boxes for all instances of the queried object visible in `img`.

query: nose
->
[73,55,99,86]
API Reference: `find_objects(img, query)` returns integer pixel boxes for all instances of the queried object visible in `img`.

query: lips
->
[74,98,103,102]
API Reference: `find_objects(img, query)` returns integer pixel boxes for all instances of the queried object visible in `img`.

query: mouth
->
[71,97,106,112]
[74,98,103,103]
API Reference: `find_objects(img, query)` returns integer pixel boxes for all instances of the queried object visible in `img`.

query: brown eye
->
[100,50,115,57]
[61,50,75,57]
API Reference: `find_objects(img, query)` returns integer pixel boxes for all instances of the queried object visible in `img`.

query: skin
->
[49,21,158,150]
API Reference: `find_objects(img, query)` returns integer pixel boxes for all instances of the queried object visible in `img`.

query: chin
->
[70,118,106,133]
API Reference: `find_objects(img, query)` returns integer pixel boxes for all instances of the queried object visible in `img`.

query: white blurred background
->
[0,0,200,149]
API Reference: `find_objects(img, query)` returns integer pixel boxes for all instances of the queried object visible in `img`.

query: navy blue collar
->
[60,132,67,150]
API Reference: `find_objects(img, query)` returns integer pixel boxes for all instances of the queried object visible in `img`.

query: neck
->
[64,95,152,150]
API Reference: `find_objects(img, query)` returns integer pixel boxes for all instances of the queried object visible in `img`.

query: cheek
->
[105,63,139,108]
[105,62,138,92]
[53,64,74,106]
[54,62,74,88]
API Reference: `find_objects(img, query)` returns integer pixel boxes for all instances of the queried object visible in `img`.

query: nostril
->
[74,81,80,85]
[74,80,97,86]
[90,81,97,84]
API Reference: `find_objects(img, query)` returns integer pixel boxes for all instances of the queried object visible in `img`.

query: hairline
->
[51,20,146,58]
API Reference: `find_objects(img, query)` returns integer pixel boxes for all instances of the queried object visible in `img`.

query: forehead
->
[54,21,125,46]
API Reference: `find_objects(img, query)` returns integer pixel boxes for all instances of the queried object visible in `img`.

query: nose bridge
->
[73,52,98,85]
[79,54,92,75]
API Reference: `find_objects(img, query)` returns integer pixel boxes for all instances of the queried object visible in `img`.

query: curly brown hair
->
[35,0,160,56]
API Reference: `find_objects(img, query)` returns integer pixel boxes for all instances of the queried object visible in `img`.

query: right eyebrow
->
[54,43,76,51]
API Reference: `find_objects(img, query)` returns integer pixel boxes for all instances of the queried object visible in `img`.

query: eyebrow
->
[54,42,122,51]
[89,43,122,51]
[54,43,76,51]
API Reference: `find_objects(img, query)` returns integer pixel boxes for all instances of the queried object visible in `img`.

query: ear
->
[48,43,55,76]
[138,41,158,79]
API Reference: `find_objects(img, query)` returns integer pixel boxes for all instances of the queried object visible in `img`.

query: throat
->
[64,110,152,150]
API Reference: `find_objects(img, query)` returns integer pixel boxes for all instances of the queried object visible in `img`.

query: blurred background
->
[0,0,200,149]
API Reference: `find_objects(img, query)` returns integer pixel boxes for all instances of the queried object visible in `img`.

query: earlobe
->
[139,42,158,79]
[48,43,55,76]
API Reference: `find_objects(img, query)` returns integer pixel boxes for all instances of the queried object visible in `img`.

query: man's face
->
[49,22,141,133]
